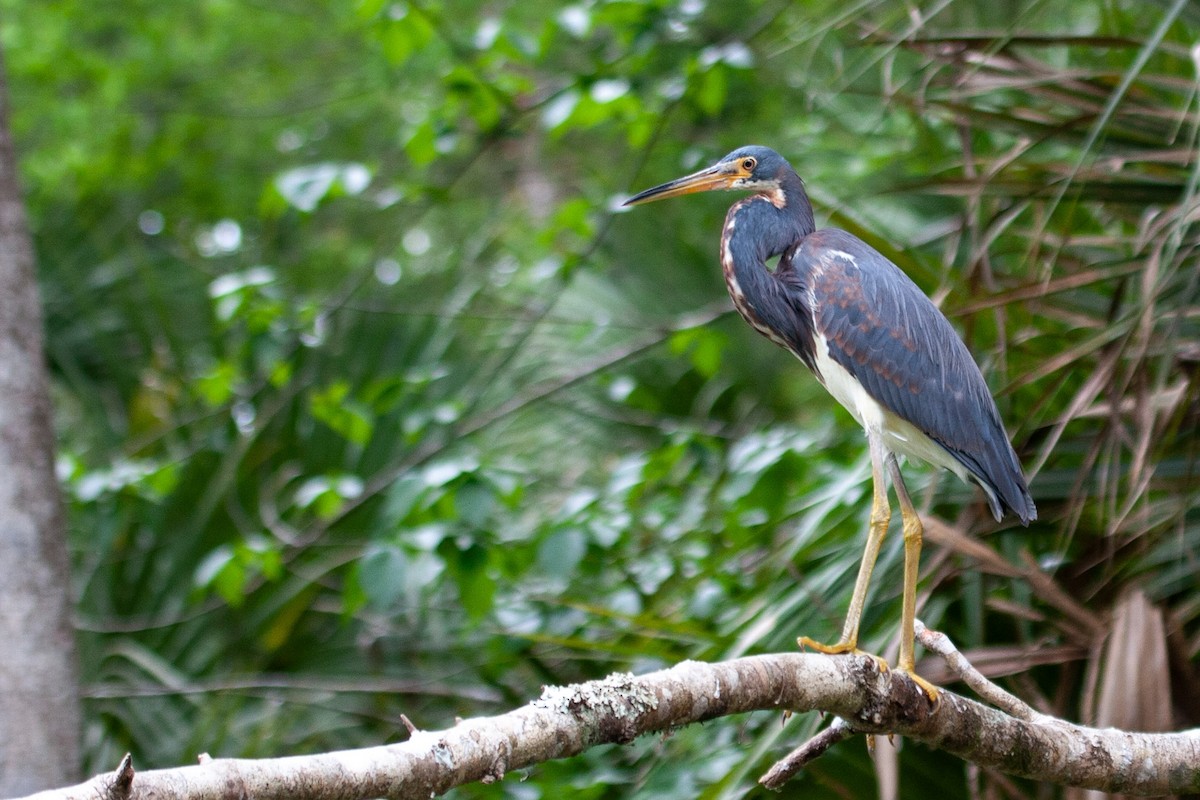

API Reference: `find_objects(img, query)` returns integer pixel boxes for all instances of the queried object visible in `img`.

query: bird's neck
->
[719,177,818,364]
[724,178,815,264]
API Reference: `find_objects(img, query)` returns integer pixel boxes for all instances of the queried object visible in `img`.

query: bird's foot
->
[896,668,940,704]
[797,637,890,675]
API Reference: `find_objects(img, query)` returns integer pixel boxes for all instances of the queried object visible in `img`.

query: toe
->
[899,670,940,703]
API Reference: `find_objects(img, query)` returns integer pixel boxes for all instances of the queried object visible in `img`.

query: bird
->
[623,146,1036,700]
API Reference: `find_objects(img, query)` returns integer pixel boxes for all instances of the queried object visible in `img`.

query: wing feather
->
[799,229,1035,523]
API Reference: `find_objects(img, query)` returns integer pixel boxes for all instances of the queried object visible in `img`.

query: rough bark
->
[16,654,1200,800]
[0,44,82,792]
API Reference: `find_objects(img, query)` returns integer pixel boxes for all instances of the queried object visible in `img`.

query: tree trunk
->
[0,44,82,792]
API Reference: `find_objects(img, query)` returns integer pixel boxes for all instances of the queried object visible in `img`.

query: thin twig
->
[759,717,855,789]
[915,620,1042,722]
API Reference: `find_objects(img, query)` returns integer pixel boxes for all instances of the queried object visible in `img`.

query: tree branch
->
[19,652,1200,800]
[915,619,1043,721]
[759,717,855,789]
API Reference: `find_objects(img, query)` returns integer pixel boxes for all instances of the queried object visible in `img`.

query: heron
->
[624,146,1036,700]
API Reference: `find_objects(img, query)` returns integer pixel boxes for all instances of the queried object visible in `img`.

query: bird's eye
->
[741,158,756,171]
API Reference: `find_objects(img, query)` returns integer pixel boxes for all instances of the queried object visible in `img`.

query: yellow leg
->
[799,434,890,672]
[886,455,940,703]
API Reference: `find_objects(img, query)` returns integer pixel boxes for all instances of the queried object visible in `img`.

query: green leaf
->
[294,474,365,519]
[456,556,495,621]
[668,327,727,378]
[194,360,239,407]
[192,537,282,607]
[455,478,496,528]
[537,527,587,577]
[194,545,242,605]
[405,121,439,167]
[356,0,388,19]
[695,64,728,115]
[690,329,726,378]
[309,381,375,447]
[358,543,409,610]
[379,7,434,66]
[383,474,427,525]
[269,360,292,388]
[275,163,371,212]
[440,540,495,621]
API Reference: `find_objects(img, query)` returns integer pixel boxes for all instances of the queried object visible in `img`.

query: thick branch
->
[19,654,1200,800]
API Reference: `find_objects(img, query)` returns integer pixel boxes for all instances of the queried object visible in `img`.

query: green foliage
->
[4,0,1198,796]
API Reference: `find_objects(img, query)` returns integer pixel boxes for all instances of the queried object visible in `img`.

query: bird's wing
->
[793,228,1034,523]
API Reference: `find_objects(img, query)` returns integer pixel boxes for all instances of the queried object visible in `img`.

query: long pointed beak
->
[623,164,735,206]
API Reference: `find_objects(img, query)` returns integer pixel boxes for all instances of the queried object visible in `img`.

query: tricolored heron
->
[624,146,1036,699]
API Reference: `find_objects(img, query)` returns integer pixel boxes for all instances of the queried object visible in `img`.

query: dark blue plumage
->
[625,145,1036,694]
[627,145,1034,524]
[797,228,1036,524]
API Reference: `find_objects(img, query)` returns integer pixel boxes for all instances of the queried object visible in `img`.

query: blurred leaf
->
[358,543,409,610]
[379,7,434,66]
[194,361,239,407]
[405,121,439,168]
[694,65,728,116]
[309,382,374,447]
[193,537,282,607]
[538,527,587,578]
[275,163,371,212]
[295,474,365,519]
[454,478,496,528]
[441,540,496,622]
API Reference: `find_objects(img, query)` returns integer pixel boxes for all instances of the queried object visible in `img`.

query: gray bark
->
[15,654,1200,800]
[0,44,82,792]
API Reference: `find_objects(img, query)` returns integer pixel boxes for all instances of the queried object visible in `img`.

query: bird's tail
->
[974,447,1037,526]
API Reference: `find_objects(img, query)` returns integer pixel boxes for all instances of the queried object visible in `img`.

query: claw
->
[798,637,890,674]
[898,669,940,703]
[797,635,853,655]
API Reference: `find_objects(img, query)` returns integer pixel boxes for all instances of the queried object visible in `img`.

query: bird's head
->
[623,146,795,206]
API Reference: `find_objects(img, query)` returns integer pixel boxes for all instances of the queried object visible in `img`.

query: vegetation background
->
[3,0,1198,796]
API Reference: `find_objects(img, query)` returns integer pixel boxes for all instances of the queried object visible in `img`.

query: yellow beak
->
[623,163,738,206]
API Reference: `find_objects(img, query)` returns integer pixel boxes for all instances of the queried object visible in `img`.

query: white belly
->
[811,332,971,484]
